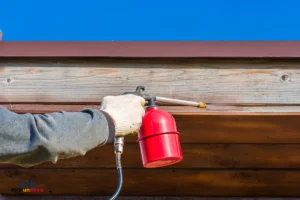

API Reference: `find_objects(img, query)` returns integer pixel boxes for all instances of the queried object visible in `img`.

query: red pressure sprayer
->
[109,86,206,200]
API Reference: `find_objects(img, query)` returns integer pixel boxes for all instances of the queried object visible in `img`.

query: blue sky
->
[0,0,299,40]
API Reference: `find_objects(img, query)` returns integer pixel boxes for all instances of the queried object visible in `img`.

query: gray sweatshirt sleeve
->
[0,107,115,168]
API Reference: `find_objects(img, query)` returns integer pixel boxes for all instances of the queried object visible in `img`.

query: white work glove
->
[100,94,146,137]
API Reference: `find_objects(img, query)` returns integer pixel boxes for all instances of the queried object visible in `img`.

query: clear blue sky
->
[0,0,299,40]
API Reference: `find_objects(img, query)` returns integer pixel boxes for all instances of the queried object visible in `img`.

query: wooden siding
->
[2,169,300,196]
[3,143,300,169]
[1,58,300,197]
[2,104,300,144]
[0,58,300,104]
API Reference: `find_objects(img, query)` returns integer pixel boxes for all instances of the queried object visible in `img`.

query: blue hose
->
[108,152,123,200]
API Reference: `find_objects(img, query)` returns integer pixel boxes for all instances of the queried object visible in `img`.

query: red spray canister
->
[123,86,206,168]
[137,98,183,168]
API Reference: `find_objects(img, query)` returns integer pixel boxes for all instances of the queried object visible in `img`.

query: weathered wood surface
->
[1,169,300,196]
[2,58,300,198]
[2,144,300,169]
[1,58,300,104]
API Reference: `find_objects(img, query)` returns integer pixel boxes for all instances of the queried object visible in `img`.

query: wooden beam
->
[3,104,300,114]
[1,41,300,58]
[1,169,300,196]
[2,144,300,169]
[1,58,300,104]
[2,104,300,143]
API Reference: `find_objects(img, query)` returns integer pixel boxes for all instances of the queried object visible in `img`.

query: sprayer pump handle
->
[122,86,154,100]
[122,86,144,97]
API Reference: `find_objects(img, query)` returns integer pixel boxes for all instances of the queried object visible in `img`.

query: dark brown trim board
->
[1,41,300,57]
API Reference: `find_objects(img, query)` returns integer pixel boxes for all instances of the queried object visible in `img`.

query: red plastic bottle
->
[137,98,183,168]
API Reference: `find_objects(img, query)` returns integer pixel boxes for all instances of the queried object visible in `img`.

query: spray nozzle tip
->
[199,102,207,108]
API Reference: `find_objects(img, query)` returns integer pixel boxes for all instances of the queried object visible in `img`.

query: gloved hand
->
[100,94,146,137]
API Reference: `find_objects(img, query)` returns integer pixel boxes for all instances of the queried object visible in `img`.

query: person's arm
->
[0,94,145,168]
[0,107,115,167]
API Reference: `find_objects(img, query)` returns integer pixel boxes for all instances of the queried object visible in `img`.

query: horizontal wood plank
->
[2,41,300,57]
[1,58,300,104]
[1,169,300,196]
[172,115,300,143]
[2,104,300,143]
[3,104,300,114]
[2,144,300,169]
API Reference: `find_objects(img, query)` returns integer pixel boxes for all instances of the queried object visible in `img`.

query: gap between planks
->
[2,104,300,115]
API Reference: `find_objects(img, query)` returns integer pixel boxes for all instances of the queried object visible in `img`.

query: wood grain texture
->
[1,169,300,196]
[1,58,300,104]
[171,115,300,144]
[2,144,300,169]
[3,104,300,114]
[2,104,300,143]
[2,41,300,58]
